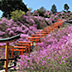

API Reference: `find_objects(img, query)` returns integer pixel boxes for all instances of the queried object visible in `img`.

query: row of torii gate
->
[0,19,64,72]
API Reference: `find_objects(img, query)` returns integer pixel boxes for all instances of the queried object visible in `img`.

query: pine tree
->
[51,4,57,14]
[37,7,46,16]
[64,4,69,12]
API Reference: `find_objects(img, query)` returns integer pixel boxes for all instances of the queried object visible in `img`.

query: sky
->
[0,0,72,18]
[23,0,72,12]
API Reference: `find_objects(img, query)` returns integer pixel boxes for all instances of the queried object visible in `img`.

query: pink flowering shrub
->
[0,17,38,61]
[21,15,49,29]
[0,9,72,68]
[0,17,38,38]
[18,26,72,72]
[25,10,72,23]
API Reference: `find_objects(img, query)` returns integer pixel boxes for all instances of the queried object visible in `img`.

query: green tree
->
[64,4,69,12]
[11,10,25,21]
[0,0,28,18]
[51,4,57,14]
[37,7,46,16]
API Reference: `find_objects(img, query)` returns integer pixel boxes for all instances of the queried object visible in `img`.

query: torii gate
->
[0,34,20,72]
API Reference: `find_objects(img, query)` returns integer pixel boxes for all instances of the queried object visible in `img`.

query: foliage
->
[64,4,69,12]
[28,7,32,12]
[0,17,38,39]
[0,7,72,69]
[18,26,72,72]
[51,4,57,14]
[11,10,25,21]
[19,15,49,29]
[0,0,28,17]
[37,7,46,17]
[0,17,39,66]
[32,10,39,16]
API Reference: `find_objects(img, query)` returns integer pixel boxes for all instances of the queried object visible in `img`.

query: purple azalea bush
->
[0,9,72,69]
[0,17,39,39]
[20,15,49,29]
[26,10,72,22]
[18,25,72,72]
[0,17,38,60]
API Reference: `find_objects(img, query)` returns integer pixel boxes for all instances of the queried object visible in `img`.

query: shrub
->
[18,26,72,72]
[11,10,25,21]
[0,17,38,65]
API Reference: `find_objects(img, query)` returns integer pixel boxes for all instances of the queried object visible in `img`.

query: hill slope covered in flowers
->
[0,10,72,71]
[18,25,72,72]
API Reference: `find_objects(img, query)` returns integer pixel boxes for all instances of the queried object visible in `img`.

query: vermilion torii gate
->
[0,34,20,72]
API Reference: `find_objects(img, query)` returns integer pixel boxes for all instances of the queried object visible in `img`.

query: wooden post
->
[11,50,13,62]
[4,42,9,72]
[28,43,31,56]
